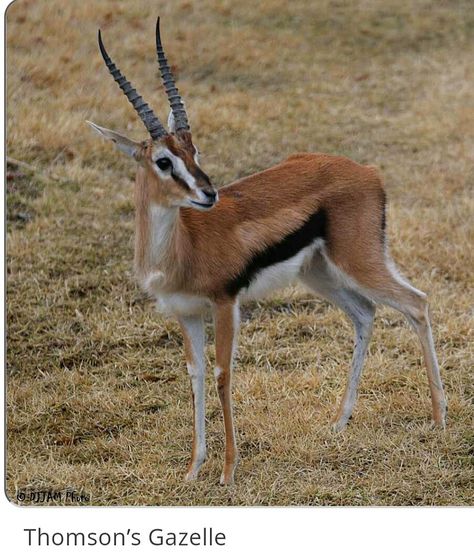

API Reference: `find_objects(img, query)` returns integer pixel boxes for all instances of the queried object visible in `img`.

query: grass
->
[6,0,474,506]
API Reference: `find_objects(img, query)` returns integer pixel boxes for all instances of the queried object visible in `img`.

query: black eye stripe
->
[171,171,192,192]
[192,165,212,185]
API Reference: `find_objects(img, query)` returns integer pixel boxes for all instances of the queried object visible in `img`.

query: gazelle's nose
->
[202,189,217,203]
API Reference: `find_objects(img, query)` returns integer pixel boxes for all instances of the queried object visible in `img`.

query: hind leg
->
[325,246,447,428]
[300,253,376,431]
[322,188,446,427]
[363,269,447,427]
[407,303,446,427]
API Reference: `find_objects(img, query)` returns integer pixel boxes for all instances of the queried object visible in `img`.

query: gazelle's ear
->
[86,121,142,159]
[167,109,176,134]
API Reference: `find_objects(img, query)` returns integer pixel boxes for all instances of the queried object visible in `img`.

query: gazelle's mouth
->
[190,200,215,210]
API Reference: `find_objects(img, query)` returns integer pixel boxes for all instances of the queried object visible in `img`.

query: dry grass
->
[6,0,474,506]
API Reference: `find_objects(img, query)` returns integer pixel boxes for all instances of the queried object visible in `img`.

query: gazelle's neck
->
[149,203,179,265]
[134,170,180,288]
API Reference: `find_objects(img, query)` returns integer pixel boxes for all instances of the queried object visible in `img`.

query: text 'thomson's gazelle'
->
[88,18,446,484]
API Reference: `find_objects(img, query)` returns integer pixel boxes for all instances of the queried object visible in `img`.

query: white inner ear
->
[86,120,139,159]
[110,138,138,158]
[167,109,176,134]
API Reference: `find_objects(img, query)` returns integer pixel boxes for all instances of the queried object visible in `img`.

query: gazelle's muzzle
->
[191,185,218,210]
[190,168,218,209]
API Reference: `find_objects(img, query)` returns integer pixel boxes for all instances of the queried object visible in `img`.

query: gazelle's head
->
[87,18,218,211]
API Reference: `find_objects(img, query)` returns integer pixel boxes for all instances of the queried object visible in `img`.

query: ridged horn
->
[155,17,190,133]
[98,29,167,140]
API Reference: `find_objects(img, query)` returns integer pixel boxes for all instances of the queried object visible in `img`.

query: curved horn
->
[155,17,190,133]
[98,30,168,140]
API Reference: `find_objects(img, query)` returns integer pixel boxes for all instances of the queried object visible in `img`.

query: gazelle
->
[88,18,447,484]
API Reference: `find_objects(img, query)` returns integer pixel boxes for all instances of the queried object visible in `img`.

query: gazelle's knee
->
[214,366,228,395]
[358,306,375,331]
[187,362,201,378]
[412,291,429,318]
[389,277,425,315]
[403,292,432,331]
[214,365,224,386]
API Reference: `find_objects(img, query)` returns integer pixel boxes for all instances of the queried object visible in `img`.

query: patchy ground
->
[6,0,474,505]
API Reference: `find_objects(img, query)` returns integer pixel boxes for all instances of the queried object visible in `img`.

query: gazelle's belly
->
[239,239,324,301]
[147,239,324,317]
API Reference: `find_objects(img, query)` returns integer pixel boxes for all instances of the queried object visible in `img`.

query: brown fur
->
[132,136,445,484]
[134,165,150,276]
[135,147,386,301]
[179,318,200,475]
[214,302,239,484]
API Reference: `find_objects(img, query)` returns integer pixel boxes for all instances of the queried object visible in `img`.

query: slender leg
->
[331,290,375,431]
[300,258,376,430]
[322,248,446,428]
[213,300,239,485]
[376,285,447,428]
[178,315,207,481]
[405,302,447,427]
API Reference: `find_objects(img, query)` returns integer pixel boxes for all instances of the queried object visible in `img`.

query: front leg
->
[178,315,206,481]
[214,300,240,485]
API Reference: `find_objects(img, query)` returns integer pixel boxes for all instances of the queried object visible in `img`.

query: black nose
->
[203,189,217,203]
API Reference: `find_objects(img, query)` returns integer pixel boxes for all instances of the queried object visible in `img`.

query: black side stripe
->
[225,209,327,296]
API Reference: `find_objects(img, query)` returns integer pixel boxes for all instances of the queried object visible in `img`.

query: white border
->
[1,1,471,551]
[1,507,472,552]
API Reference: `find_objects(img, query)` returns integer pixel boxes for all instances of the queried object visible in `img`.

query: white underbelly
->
[145,239,324,317]
[240,239,323,301]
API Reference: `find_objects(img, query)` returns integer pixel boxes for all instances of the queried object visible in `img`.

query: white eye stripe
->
[153,148,197,190]
[173,155,197,190]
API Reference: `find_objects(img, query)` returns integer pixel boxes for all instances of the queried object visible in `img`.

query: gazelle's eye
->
[156,157,172,171]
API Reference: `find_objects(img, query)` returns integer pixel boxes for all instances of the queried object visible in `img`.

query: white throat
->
[138,203,179,294]
[148,203,178,268]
